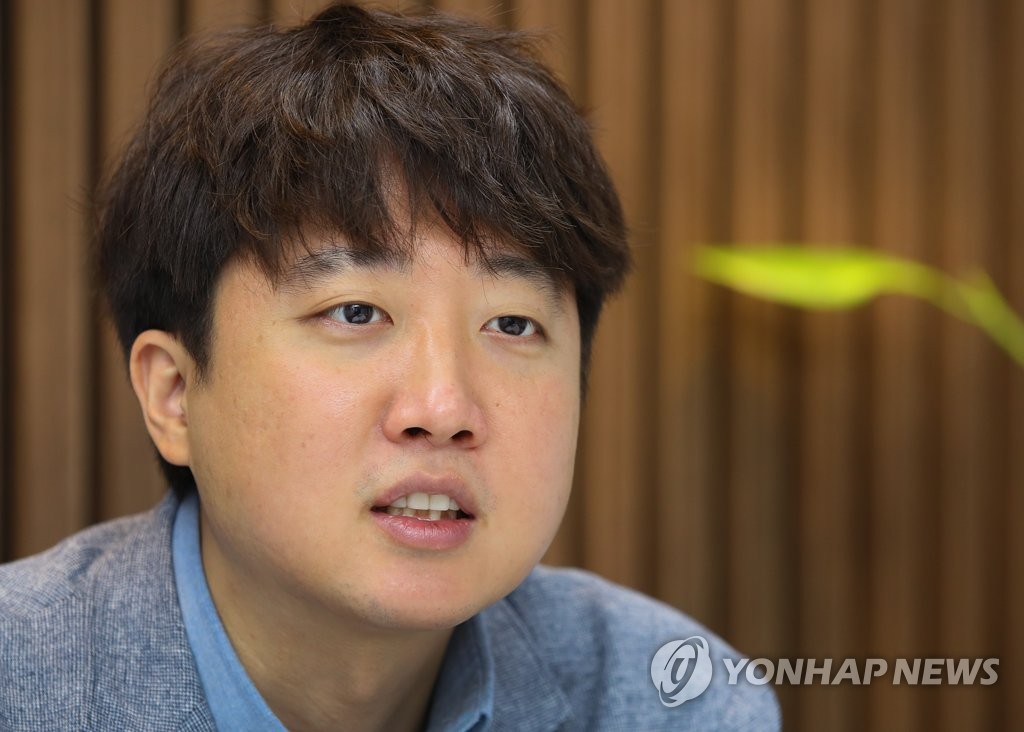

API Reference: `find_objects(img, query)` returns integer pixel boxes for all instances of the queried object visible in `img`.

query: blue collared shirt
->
[171,492,493,731]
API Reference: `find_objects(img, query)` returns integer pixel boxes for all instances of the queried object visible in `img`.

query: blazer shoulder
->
[0,500,172,617]
[0,494,213,731]
[498,566,782,731]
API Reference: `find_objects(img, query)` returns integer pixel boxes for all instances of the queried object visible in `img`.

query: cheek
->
[189,348,378,499]
[188,355,382,569]
[494,376,579,521]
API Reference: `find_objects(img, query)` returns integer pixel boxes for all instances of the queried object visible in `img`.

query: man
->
[0,3,779,730]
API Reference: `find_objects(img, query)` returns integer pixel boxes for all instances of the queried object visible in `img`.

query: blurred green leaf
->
[694,245,942,308]
[693,244,1024,369]
[955,272,1024,368]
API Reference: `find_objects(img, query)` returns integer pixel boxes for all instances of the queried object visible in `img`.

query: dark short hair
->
[96,1,630,493]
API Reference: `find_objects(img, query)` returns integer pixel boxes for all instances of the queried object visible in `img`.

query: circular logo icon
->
[650,636,713,707]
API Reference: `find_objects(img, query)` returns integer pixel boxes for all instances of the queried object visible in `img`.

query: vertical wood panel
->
[577,0,657,592]
[1002,1,1024,725]
[512,0,583,95]
[726,0,798,661]
[432,0,509,26]
[655,0,730,627]
[8,0,92,557]
[95,1,179,521]
[270,0,336,25]
[0,0,8,555]
[868,0,936,729]
[797,0,869,729]
[937,2,999,729]
[185,0,266,32]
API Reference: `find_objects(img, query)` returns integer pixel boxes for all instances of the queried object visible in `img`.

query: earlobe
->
[129,330,194,466]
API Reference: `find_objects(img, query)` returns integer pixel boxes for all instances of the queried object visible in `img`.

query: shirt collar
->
[479,599,574,731]
[424,612,493,731]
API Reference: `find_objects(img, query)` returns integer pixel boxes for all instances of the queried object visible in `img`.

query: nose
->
[381,329,487,448]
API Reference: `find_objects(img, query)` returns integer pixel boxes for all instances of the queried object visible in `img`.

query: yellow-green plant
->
[694,245,1024,368]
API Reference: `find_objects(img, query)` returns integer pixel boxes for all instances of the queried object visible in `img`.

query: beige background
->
[2,1,1021,729]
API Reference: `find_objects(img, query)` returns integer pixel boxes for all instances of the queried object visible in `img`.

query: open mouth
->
[371,492,474,521]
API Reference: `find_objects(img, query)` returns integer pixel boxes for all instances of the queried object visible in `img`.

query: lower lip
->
[371,512,475,551]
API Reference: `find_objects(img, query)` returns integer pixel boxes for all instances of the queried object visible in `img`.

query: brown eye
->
[485,316,537,337]
[328,302,385,325]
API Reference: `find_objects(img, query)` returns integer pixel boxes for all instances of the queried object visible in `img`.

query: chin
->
[355,572,518,632]
[356,596,482,632]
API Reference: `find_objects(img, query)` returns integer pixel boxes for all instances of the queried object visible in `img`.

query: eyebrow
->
[279,245,569,313]
[479,254,568,313]
[278,246,408,292]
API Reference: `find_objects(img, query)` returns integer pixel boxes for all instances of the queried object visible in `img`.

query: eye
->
[326,302,388,325]
[485,315,539,337]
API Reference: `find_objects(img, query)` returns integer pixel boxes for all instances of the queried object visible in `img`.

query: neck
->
[244,617,450,732]
[200,524,452,732]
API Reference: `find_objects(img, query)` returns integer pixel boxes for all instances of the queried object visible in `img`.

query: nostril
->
[400,426,474,444]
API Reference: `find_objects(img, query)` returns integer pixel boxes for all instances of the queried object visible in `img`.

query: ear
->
[129,330,195,467]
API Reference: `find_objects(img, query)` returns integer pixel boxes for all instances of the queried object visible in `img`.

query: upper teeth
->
[389,493,462,512]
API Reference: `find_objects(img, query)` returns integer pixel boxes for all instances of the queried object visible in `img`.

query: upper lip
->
[371,474,479,518]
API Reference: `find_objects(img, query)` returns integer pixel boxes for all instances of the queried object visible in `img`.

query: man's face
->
[180,225,581,631]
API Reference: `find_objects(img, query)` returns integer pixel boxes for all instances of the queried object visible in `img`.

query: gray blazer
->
[0,494,779,731]
[0,496,214,730]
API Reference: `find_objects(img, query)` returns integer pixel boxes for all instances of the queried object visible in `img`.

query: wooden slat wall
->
[870,2,941,730]
[578,0,658,593]
[726,0,799,671]
[1004,4,1024,728]
[937,4,1000,730]
[7,0,93,557]
[0,0,7,556]
[798,1,870,728]
[656,0,730,634]
[1,2,1020,729]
